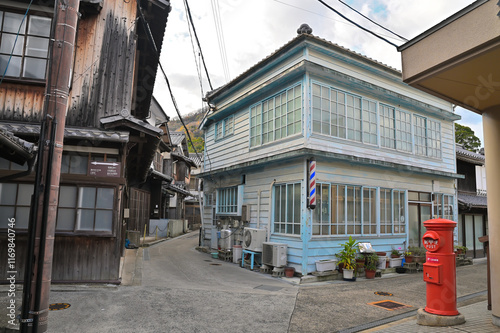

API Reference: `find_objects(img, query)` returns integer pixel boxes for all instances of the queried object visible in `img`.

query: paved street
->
[46,232,298,333]
[1,231,490,332]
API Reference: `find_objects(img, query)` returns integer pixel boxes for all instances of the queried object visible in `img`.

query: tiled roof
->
[164,183,192,197]
[0,128,35,164]
[456,145,485,165]
[458,193,488,208]
[0,122,129,142]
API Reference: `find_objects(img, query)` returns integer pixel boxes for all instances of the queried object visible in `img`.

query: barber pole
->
[308,158,316,209]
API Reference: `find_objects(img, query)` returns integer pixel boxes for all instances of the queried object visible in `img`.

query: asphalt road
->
[2,231,487,333]
[46,232,299,333]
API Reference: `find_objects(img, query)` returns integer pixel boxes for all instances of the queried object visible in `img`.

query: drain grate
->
[368,300,411,311]
[209,263,222,266]
[374,291,393,296]
[49,303,71,311]
[204,260,212,262]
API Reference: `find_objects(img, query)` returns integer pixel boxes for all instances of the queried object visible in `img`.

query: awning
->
[164,183,192,197]
[458,193,488,209]
[0,129,35,165]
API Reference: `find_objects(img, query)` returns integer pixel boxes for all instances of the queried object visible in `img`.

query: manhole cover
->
[209,263,222,266]
[368,300,411,311]
[204,260,212,262]
[49,303,71,311]
[374,291,393,296]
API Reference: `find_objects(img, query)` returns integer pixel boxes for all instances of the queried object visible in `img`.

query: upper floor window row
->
[215,115,234,141]
[250,84,302,147]
[312,82,442,159]
[313,83,377,145]
[0,10,52,81]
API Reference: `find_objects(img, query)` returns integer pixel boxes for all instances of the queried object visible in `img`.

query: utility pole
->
[20,0,80,332]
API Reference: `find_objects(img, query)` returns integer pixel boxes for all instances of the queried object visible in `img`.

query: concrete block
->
[416,308,465,327]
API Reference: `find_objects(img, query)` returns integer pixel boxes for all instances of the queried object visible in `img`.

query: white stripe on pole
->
[309,159,316,209]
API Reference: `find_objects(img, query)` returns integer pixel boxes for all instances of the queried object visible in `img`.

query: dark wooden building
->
[456,145,488,258]
[0,0,171,283]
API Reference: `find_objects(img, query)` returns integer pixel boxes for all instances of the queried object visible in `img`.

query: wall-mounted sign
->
[88,161,121,177]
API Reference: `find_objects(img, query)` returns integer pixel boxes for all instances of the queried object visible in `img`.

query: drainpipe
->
[20,1,80,332]
[256,190,261,228]
[267,180,276,242]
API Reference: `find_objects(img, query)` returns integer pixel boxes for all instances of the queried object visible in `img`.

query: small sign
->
[427,257,439,263]
[88,161,121,177]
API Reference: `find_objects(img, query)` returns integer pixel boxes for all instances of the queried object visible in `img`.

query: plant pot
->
[405,255,414,263]
[284,267,295,278]
[365,269,376,279]
[376,252,386,257]
[315,259,337,272]
[391,254,400,258]
[338,262,344,273]
[342,268,355,281]
[389,257,403,267]
[377,257,387,269]
[356,258,365,269]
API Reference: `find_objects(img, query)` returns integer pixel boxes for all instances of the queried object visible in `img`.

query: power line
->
[183,0,205,98]
[137,1,201,161]
[183,0,214,91]
[336,0,408,42]
[210,0,230,82]
[271,0,403,43]
[317,0,399,48]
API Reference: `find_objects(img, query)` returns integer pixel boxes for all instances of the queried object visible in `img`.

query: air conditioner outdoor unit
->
[243,227,266,252]
[219,229,233,250]
[262,242,287,267]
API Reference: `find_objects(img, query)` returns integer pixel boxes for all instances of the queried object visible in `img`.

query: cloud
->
[154,0,477,129]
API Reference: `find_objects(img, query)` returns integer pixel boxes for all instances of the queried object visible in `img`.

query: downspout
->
[256,190,261,228]
[267,180,276,242]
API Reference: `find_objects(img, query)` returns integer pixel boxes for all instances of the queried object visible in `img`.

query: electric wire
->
[210,0,230,82]
[136,1,201,162]
[317,0,399,48]
[336,0,408,41]
[183,0,205,99]
[183,0,214,90]
[0,0,35,86]
[271,0,403,43]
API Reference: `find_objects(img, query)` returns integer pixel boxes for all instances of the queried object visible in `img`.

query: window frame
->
[56,185,116,235]
[312,183,406,237]
[0,8,52,82]
[273,182,302,236]
[214,115,235,141]
[249,83,302,148]
[312,81,378,145]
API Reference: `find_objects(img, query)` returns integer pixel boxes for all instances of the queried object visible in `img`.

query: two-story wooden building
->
[199,26,462,275]
[0,0,171,283]
[456,145,488,258]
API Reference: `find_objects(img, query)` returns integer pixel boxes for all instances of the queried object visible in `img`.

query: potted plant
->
[409,246,426,263]
[454,245,468,255]
[355,254,366,269]
[403,250,414,263]
[336,236,358,281]
[390,248,400,258]
[365,253,378,279]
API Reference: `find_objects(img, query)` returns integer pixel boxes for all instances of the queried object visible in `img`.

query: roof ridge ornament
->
[297,23,313,35]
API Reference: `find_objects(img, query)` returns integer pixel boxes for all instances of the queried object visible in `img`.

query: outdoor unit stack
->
[219,229,233,250]
[262,242,287,267]
[243,227,266,252]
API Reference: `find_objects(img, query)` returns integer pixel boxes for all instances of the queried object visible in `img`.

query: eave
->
[198,148,464,181]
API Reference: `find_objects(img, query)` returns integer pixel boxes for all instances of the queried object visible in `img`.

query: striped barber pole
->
[308,158,316,209]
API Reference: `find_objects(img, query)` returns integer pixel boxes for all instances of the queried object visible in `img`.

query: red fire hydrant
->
[422,218,459,316]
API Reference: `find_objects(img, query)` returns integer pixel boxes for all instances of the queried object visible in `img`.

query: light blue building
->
[199,27,461,275]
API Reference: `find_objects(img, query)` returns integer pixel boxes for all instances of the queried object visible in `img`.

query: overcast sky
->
[153,0,484,146]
